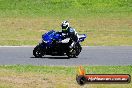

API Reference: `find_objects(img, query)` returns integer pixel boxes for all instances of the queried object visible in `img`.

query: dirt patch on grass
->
[0,71,79,88]
[0,18,60,31]
[0,17,132,46]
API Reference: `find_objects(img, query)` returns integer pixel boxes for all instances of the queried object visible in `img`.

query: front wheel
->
[33,45,44,58]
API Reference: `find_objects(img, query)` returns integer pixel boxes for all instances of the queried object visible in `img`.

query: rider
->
[60,20,78,48]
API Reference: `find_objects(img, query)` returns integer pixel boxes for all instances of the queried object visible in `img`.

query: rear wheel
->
[67,48,77,58]
[33,45,44,58]
[67,43,82,58]
[75,43,82,56]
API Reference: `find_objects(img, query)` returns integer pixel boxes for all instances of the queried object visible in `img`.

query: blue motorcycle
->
[33,30,86,58]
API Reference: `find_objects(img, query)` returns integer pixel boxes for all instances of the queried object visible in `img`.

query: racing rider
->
[60,20,78,48]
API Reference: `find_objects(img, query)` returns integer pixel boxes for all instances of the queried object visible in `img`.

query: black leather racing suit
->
[61,27,78,43]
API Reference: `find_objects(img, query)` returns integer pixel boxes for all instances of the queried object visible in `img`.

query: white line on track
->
[0,46,131,48]
[0,46,90,47]
[0,46,35,47]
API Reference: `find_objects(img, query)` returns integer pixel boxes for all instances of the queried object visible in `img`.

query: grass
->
[0,0,132,18]
[0,65,131,88]
[0,0,132,46]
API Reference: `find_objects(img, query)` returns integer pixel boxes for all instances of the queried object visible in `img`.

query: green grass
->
[0,65,132,74]
[0,65,131,88]
[0,0,132,46]
[0,0,132,18]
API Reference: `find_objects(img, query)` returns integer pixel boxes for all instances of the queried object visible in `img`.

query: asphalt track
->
[0,46,132,66]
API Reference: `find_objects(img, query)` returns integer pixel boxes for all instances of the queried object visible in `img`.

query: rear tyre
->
[75,43,82,56]
[67,48,77,58]
[67,43,82,58]
[33,45,44,58]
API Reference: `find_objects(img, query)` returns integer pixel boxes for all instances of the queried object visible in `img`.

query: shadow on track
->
[30,56,70,59]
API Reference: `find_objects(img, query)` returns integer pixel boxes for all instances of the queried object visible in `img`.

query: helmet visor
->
[62,25,68,29]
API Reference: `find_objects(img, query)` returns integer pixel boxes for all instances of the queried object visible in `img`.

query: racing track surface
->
[0,46,132,66]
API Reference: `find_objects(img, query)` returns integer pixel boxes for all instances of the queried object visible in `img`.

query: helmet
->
[61,21,69,30]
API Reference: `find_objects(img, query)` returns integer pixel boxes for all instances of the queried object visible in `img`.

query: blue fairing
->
[42,30,62,46]
[42,30,54,41]
[42,30,87,47]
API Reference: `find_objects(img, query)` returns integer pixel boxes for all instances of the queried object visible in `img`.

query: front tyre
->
[33,45,44,58]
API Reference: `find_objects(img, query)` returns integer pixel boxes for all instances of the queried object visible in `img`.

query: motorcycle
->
[33,30,86,58]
